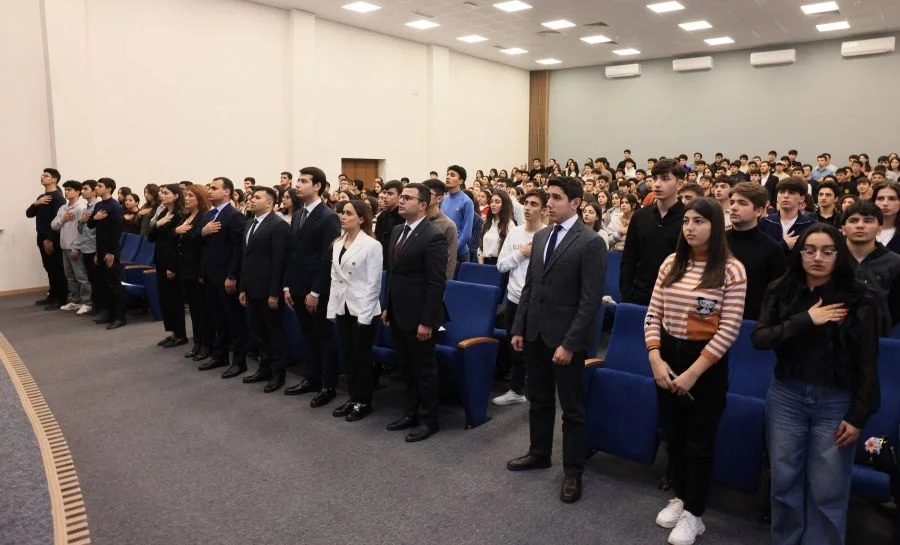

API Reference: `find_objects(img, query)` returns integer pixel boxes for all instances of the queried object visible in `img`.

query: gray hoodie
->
[51,200,86,250]
[73,198,98,254]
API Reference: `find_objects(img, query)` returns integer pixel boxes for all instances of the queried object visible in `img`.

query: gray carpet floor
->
[0,294,892,545]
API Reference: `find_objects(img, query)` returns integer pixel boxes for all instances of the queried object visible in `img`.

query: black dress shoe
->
[405,424,439,443]
[198,359,227,371]
[507,454,552,472]
[158,336,174,346]
[310,388,337,408]
[242,370,270,384]
[386,416,418,431]
[35,296,52,306]
[192,350,210,362]
[221,364,247,379]
[94,314,112,324]
[163,337,188,348]
[560,475,582,503]
[184,346,199,358]
[105,320,127,330]
[284,380,320,396]
[44,303,60,311]
[346,403,373,422]
[332,400,355,418]
[263,375,285,393]
[85,308,101,316]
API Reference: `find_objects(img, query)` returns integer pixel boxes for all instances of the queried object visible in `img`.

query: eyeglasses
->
[799,247,838,260]
[398,195,421,202]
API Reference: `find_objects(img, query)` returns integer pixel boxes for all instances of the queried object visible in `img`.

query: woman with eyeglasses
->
[752,224,880,545]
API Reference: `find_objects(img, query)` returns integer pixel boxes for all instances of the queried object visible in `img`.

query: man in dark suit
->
[508,176,607,504]
[283,167,342,407]
[381,182,449,442]
[239,186,290,393]
[197,177,248,378]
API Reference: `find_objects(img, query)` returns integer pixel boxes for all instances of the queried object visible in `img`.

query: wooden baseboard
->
[0,332,91,544]
[0,286,49,297]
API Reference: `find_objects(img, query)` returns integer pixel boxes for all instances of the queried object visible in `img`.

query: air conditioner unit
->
[672,56,713,72]
[605,63,641,79]
[842,36,895,58]
[750,49,796,67]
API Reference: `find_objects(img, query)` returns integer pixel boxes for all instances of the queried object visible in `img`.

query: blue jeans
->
[766,378,856,545]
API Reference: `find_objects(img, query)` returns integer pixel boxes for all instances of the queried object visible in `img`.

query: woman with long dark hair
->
[137,184,160,235]
[752,224,880,544]
[645,197,747,545]
[148,183,187,347]
[121,193,142,234]
[579,201,610,248]
[177,184,213,360]
[478,190,515,265]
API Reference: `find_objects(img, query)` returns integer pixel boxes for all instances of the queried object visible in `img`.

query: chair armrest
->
[457,337,500,349]
[143,269,156,276]
[125,265,152,271]
[585,358,604,368]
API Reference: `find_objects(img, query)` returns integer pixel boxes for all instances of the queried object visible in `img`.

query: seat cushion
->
[713,394,766,493]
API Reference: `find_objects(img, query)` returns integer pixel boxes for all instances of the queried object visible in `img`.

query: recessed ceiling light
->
[581,34,613,44]
[457,35,488,43]
[536,58,562,65]
[342,1,381,13]
[542,19,576,30]
[816,20,850,31]
[494,1,532,13]
[801,1,840,15]
[613,48,641,56]
[500,47,528,55]
[679,20,712,31]
[704,36,734,45]
[406,19,440,30]
[647,1,685,14]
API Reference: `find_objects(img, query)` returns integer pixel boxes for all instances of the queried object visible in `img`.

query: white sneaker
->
[60,302,80,311]
[492,390,527,406]
[656,498,684,529]
[667,512,705,545]
[76,304,92,315]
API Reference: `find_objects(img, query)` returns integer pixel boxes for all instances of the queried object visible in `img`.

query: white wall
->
[0,0,530,291]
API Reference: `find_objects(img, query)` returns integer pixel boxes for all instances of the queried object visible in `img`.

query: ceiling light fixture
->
[500,47,528,55]
[816,20,850,31]
[801,1,840,15]
[406,20,440,30]
[679,20,712,31]
[705,36,735,45]
[581,34,612,44]
[647,1,685,14]
[342,1,381,13]
[613,48,641,56]
[542,19,576,30]
[493,1,532,13]
[457,35,488,43]
[536,58,562,65]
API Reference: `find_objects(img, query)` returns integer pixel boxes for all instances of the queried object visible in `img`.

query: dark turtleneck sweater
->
[726,225,788,320]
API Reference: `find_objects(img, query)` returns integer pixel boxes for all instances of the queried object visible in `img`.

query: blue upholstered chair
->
[604,250,622,304]
[123,239,155,283]
[119,233,143,264]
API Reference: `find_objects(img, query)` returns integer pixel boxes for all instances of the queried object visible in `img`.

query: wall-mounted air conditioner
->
[750,49,796,67]
[841,37,895,58]
[672,56,713,72]
[605,63,641,79]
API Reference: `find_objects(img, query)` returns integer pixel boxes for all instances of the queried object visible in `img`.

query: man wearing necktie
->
[508,176,607,503]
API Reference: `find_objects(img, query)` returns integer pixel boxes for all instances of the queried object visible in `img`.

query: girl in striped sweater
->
[644,197,747,545]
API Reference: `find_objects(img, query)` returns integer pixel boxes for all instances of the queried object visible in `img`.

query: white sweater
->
[496,224,539,304]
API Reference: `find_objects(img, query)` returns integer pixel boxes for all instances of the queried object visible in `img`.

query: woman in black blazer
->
[148,184,187,347]
[176,184,213,361]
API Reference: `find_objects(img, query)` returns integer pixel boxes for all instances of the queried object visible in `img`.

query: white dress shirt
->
[246,211,271,243]
[543,214,579,263]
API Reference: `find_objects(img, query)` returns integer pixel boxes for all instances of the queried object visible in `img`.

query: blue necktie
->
[208,207,219,221]
[544,224,563,270]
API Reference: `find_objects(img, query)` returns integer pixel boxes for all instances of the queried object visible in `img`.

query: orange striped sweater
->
[644,253,747,363]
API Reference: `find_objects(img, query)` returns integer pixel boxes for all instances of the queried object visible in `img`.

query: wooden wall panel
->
[528,70,550,164]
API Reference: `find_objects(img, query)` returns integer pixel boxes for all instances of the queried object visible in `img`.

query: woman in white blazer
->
[327,199,383,422]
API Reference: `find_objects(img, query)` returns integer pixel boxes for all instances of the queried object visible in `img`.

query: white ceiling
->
[250,0,900,70]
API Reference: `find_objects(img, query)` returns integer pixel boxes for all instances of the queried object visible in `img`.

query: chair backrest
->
[891,323,900,340]
[728,320,777,399]
[442,280,500,347]
[603,303,652,376]
[857,338,900,460]
[134,238,155,266]
[586,303,607,358]
[120,233,143,262]
[605,251,622,303]
[456,262,503,290]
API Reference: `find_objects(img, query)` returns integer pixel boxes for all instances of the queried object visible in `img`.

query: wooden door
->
[340,158,380,190]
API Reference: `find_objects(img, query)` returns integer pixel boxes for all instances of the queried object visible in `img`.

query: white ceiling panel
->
[250,0,900,69]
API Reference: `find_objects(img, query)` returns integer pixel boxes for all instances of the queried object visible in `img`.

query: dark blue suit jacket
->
[283,201,341,297]
[199,203,246,284]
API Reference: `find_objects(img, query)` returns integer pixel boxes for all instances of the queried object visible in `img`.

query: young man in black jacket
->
[25,168,68,309]
[86,178,126,329]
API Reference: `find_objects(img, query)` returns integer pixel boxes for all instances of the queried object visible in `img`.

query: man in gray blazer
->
[508,176,607,504]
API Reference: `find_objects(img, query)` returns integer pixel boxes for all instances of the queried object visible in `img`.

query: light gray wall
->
[548,35,898,168]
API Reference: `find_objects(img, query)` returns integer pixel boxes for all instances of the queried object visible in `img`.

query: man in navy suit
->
[239,186,290,393]
[283,167,342,407]
[197,177,248,378]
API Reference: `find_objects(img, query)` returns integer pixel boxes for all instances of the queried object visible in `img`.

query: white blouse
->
[479,219,516,258]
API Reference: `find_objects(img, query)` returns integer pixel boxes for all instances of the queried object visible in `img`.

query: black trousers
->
[82,252,103,309]
[292,290,338,389]
[182,278,212,350]
[505,301,527,395]
[156,265,185,337]
[336,311,376,404]
[525,335,586,476]
[37,237,67,304]
[97,255,126,321]
[390,324,439,426]
[205,277,246,367]
[247,296,286,376]
[657,329,728,517]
